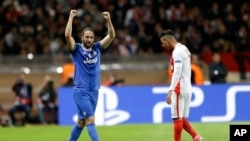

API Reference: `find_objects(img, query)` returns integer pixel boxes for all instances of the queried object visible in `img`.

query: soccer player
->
[160,29,203,141]
[65,10,115,141]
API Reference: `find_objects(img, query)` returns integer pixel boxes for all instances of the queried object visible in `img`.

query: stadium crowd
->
[0,0,250,57]
[1,0,250,126]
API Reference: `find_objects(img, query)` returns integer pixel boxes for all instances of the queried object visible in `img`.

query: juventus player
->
[65,10,115,141]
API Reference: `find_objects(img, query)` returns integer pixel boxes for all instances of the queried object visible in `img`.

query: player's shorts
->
[73,88,99,119]
[170,92,192,119]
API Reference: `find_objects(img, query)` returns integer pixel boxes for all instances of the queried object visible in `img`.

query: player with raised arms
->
[160,29,203,141]
[65,9,115,141]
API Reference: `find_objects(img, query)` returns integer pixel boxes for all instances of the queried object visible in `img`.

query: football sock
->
[87,123,100,141]
[68,124,83,141]
[174,119,183,141]
[183,118,197,138]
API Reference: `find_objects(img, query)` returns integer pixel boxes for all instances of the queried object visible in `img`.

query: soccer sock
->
[183,118,197,138]
[173,119,183,141]
[87,123,100,141]
[68,124,83,141]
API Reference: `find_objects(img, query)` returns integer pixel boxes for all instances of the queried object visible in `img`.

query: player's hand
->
[70,10,77,18]
[166,90,173,105]
[102,12,110,20]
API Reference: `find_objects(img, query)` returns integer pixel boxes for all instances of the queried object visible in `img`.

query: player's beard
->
[83,41,93,49]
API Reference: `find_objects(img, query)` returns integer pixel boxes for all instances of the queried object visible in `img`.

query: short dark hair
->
[160,29,175,38]
[82,27,94,36]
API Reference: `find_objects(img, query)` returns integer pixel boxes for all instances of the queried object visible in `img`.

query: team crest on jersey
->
[88,53,92,58]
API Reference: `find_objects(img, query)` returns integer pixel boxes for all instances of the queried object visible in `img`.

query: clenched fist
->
[70,10,77,18]
[102,12,111,20]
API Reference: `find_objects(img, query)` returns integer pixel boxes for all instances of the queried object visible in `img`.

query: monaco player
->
[160,29,203,141]
[65,10,115,141]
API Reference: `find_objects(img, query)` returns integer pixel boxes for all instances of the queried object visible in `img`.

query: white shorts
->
[170,92,192,119]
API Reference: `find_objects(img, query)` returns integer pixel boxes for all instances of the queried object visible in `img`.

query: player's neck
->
[81,44,92,51]
[173,42,180,49]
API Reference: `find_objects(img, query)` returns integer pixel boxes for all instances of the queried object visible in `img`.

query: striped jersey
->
[71,42,102,90]
[169,43,192,94]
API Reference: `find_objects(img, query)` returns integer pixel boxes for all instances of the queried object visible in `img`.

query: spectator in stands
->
[0,103,11,126]
[102,74,125,86]
[234,25,250,80]
[208,53,228,83]
[63,75,74,87]
[61,58,74,85]
[37,75,57,124]
[8,73,33,126]
[0,0,250,57]
[191,54,204,85]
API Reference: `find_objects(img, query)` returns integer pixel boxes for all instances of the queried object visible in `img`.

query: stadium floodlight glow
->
[100,64,111,70]
[56,67,63,73]
[111,64,122,69]
[22,67,30,74]
[27,53,34,60]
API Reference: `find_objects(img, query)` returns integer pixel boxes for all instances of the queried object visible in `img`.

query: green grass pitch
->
[0,122,245,141]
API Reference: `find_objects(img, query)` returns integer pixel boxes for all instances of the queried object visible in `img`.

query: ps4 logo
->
[201,85,250,122]
[67,85,250,126]
[95,86,130,126]
[152,86,204,123]
[73,86,130,126]
[152,85,250,123]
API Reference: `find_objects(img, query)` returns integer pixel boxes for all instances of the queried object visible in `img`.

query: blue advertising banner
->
[58,84,250,126]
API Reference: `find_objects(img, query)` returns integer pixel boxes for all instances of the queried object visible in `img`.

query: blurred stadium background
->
[0,0,250,140]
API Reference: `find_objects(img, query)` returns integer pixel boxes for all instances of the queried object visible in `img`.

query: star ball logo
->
[230,124,250,141]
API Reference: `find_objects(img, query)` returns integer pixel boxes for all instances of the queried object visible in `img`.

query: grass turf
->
[0,122,242,141]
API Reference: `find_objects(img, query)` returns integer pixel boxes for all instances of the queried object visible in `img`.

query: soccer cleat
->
[194,134,203,141]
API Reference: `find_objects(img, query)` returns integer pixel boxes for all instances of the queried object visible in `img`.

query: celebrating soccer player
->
[65,10,115,141]
[160,29,203,141]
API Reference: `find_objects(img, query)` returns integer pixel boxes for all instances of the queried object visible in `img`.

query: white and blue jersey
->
[71,42,102,119]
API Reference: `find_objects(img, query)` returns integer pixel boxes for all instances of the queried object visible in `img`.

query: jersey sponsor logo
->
[83,58,98,64]
[175,60,181,63]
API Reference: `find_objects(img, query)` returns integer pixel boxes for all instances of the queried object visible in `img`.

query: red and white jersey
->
[169,43,192,95]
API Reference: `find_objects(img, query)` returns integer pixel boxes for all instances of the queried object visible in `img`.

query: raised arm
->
[65,10,77,51]
[100,11,115,49]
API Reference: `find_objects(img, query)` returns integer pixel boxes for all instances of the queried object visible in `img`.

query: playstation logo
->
[95,86,130,126]
[73,86,130,126]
